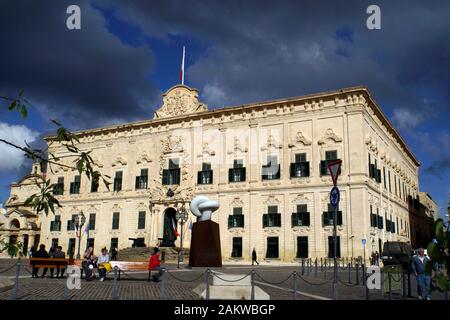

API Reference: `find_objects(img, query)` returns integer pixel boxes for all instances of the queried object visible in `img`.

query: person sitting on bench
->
[32,244,50,278]
[50,246,66,278]
[97,247,111,282]
[82,246,97,281]
[149,247,163,282]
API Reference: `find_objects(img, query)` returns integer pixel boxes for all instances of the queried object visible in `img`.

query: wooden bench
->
[30,257,71,269]
[72,259,154,281]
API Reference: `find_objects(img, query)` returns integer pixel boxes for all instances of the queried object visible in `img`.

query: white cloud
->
[392,108,424,130]
[0,122,39,172]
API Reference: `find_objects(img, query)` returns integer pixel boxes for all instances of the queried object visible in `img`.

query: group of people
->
[81,245,163,282]
[370,251,380,266]
[31,244,66,278]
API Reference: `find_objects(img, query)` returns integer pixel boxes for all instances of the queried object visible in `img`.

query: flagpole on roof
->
[180,46,185,85]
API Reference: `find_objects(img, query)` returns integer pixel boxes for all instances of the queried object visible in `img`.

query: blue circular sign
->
[330,186,340,208]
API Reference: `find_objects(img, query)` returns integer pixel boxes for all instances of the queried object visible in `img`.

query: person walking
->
[50,246,66,278]
[111,247,118,261]
[252,248,259,266]
[97,247,111,282]
[149,247,163,282]
[411,248,431,300]
[375,251,380,266]
[32,244,50,278]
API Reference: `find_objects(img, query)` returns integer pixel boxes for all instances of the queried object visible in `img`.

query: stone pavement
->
[0,259,446,300]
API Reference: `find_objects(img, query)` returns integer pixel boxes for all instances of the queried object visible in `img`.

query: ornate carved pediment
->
[153,85,208,119]
[288,131,312,148]
[227,137,247,155]
[136,152,152,164]
[161,135,184,155]
[318,128,342,145]
[197,142,216,157]
[230,197,244,208]
[111,156,127,167]
[263,195,281,205]
[261,135,282,151]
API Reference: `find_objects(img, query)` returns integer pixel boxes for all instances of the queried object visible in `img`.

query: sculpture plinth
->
[189,220,222,267]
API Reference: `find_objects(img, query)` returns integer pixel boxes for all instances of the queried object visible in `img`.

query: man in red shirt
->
[149,247,163,282]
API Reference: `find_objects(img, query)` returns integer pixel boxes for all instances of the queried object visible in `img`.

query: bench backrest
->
[71,259,149,271]
[30,257,70,268]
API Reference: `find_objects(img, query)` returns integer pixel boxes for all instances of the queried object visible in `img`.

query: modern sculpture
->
[189,195,222,267]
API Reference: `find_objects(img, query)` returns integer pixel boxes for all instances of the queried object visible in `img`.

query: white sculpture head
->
[190,195,219,221]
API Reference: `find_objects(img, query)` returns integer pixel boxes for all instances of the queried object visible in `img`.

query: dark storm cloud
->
[106,0,450,118]
[0,0,159,129]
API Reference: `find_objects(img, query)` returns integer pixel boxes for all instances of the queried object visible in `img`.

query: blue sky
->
[0,1,449,217]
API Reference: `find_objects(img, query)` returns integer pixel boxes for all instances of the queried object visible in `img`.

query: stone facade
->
[2,85,421,262]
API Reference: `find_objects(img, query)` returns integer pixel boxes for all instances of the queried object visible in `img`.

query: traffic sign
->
[330,186,340,208]
[327,159,342,186]
[362,239,366,245]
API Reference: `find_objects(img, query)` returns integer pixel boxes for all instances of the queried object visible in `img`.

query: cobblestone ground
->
[0,259,446,300]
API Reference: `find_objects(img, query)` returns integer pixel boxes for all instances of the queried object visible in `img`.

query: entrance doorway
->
[162,207,177,247]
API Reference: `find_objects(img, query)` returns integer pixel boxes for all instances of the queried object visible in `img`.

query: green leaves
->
[434,219,445,242]
[0,240,23,258]
[4,90,30,118]
[24,179,62,215]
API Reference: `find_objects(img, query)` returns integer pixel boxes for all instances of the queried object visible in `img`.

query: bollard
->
[388,273,392,300]
[348,263,351,284]
[381,269,385,300]
[112,267,119,300]
[159,268,166,300]
[365,273,370,300]
[309,258,312,273]
[251,270,256,300]
[362,264,366,286]
[324,262,327,280]
[320,258,323,271]
[301,258,305,276]
[293,271,297,300]
[206,269,211,300]
[402,271,406,300]
[64,279,70,300]
[407,271,412,297]
[10,260,21,300]
[356,264,360,285]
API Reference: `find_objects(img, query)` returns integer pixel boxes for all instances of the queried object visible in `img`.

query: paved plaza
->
[0,259,446,300]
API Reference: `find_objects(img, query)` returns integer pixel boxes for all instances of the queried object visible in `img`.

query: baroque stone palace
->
[1,85,423,262]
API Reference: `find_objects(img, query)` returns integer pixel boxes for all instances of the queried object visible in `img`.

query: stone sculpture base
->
[189,220,222,267]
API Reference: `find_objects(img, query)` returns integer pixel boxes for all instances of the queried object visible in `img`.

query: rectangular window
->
[229,161,246,182]
[110,238,118,252]
[70,175,81,194]
[388,170,392,192]
[228,207,244,228]
[68,238,76,256]
[328,236,341,258]
[114,171,123,192]
[50,215,61,231]
[163,160,180,185]
[268,206,278,214]
[138,211,146,229]
[54,177,64,195]
[383,167,387,189]
[321,150,340,175]
[135,169,148,189]
[51,238,59,249]
[266,237,279,258]
[231,237,242,258]
[91,178,99,193]
[292,205,310,227]
[198,162,213,184]
[295,153,307,163]
[88,213,96,230]
[296,236,308,258]
[112,212,120,230]
[323,205,342,226]
[67,214,77,231]
[233,207,243,215]
[87,238,95,250]
[233,159,243,168]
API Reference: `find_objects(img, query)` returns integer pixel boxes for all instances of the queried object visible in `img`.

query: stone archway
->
[161,207,177,247]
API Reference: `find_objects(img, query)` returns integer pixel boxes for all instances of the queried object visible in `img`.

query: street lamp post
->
[75,210,86,259]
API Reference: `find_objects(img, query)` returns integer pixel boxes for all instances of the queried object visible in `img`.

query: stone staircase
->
[117,247,190,263]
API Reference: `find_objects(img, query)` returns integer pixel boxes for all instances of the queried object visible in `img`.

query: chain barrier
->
[165,269,207,283]
[337,278,360,287]
[254,271,293,285]
[0,263,17,274]
[117,269,145,281]
[297,274,330,286]
[211,270,252,283]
